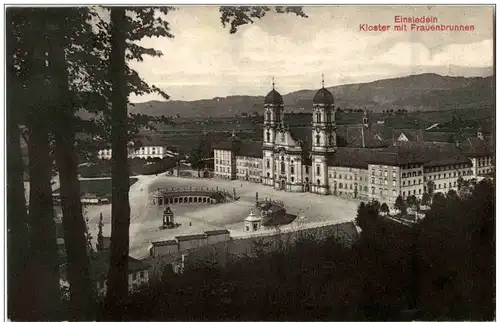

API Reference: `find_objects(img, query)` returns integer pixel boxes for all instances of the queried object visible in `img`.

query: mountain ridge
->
[129,73,494,118]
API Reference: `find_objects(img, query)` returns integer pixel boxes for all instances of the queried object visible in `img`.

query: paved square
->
[80,174,359,258]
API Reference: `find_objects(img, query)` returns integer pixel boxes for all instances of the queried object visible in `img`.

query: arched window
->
[339,183,343,189]
[317,179,321,186]
[280,161,285,173]
[316,135,320,145]
[316,112,321,123]
[266,131,270,142]
[371,186,375,195]
[316,166,320,176]
[266,111,271,121]
[266,159,270,168]
[290,166,295,174]
[267,172,270,178]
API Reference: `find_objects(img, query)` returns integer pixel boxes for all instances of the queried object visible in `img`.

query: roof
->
[175,234,207,241]
[264,89,284,105]
[313,87,334,105]
[89,251,150,281]
[205,229,230,236]
[213,134,242,151]
[336,125,389,148]
[152,240,178,246]
[237,140,263,158]
[460,137,494,157]
[328,147,383,169]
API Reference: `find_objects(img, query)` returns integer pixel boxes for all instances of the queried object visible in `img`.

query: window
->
[418,179,421,184]
[354,174,357,180]
[266,159,270,168]
[403,181,405,186]
[392,180,396,186]
[305,167,309,174]
[384,171,388,177]
[266,131,270,142]
[316,166,320,176]
[316,112,321,123]
[291,166,295,174]
[253,223,258,230]
[413,179,416,185]
[403,191,405,197]
[392,189,397,197]
[280,162,285,173]
[317,179,321,186]
[267,172,270,178]
[371,177,374,184]
[418,189,421,194]
[266,110,271,121]
[339,174,342,179]
[438,184,441,189]
[339,183,343,189]
[384,179,388,185]
[392,172,396,178]
[334,172,337,178]
[350,184,353,189]
[133,272,137,280]
[379,170,382,176]
[444,183,447,188]
[316,135,320,145]
[402,173,406,178]
[246,226,249,232]
[291,177,294,182]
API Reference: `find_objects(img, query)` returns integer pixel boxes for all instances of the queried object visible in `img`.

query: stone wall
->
[146,221,359,281]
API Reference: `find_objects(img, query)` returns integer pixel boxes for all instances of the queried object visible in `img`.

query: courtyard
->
[75,174,359,259]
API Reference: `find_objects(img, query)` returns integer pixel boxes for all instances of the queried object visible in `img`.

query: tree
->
[355,201,379,232]
[106,7,130,313]
[97,213,104,252]
[46,9,97,318]
[394,195,407,216]
[380,203,389,215]
[22,9,61,318]
[6,9,31,318]
[421,192,431,207]
[406,195,418,211]
[426,180,435,195]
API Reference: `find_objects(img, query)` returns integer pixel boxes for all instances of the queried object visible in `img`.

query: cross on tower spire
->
[272,77,275,90]
[321,74,324,88]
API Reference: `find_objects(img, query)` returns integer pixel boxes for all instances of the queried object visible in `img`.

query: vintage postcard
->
[6,5,495,321]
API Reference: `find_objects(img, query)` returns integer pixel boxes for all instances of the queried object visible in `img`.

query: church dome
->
[313,87,334,105]
[264,89,284,105]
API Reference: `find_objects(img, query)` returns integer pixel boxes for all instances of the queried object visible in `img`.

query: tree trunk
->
[6,46,31,320]
[105,7,131,314]
[23,11,61,319]
[49,20,96,319]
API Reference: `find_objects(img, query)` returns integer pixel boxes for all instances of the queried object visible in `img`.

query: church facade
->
[213,83,494,205]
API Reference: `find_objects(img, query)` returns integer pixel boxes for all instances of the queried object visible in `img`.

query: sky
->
[128,5,494,103]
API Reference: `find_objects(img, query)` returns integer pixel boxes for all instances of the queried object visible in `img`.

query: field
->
[54,177,139,198]
[83,174,359,259]
[140,108,494,155]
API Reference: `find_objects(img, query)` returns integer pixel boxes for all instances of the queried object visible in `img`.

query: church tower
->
[311,75,336,195]
[262,79,284,186]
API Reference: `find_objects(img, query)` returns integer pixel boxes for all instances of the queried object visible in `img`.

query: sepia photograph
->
[5,4,495,321]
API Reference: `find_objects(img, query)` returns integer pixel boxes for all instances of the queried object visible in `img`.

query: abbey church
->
[213,81,494,205]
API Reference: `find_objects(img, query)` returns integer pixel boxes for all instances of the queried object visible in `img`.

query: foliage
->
[406,195,418,210]
[394,195,407,215]
[118,179,494,321]
[421,192,431,206]
[355,201,380,232]
[219,6,307,34]
[380,202,389,214]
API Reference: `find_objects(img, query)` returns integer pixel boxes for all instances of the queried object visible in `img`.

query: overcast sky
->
[128,5,494,103]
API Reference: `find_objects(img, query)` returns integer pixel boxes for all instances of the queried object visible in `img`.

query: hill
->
[129,73,494,118]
